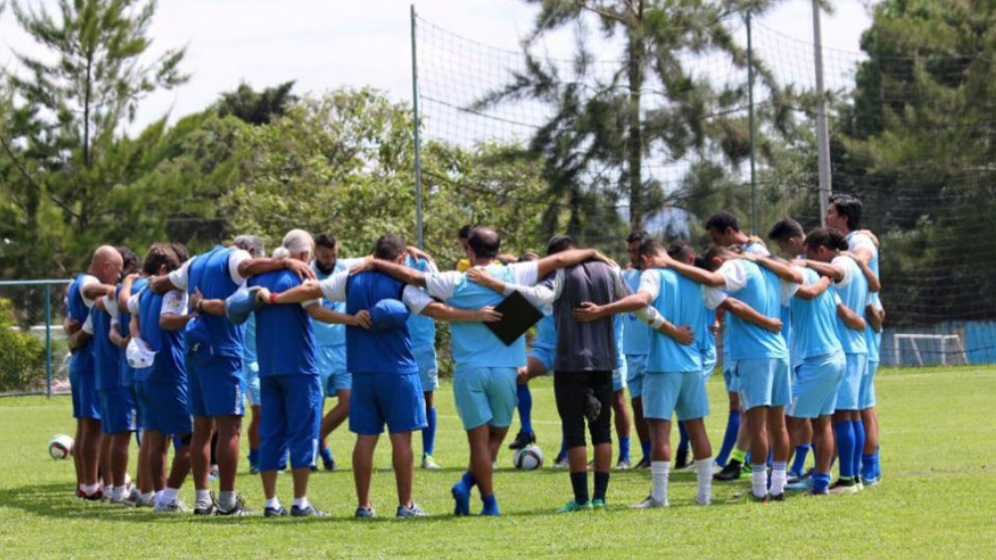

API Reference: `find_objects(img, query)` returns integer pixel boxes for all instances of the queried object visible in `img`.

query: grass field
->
[1,366,994,559]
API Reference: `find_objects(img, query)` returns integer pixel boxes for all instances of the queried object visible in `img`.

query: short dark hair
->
[118,246,140,276]
[469,227,501,259]
[626,230,651,245]
[768,218,805,242]
[315,233,337,250]
[545,234,577,256]
[638,238,666,258]
[830,193,862,230]
[518,251,540,262]
[667,241,694,262]
[702,245,736,271]
[374,234,407,261]
[705,211,740,234]
[458,224,475,240]
[804,227,849,252]
[170,243,190,264]
[143,243,180,275]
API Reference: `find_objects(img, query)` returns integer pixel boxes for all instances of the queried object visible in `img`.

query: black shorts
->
[554,370,613,449]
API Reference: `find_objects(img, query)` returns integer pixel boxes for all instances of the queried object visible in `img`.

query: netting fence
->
[0,280,71,397]
[412,6,996,367]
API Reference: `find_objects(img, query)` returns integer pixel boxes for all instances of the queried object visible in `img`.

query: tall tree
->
[3,0,187,233]
[216,81,297,126]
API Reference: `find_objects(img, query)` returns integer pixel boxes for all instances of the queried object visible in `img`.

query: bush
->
[0,298,47,393]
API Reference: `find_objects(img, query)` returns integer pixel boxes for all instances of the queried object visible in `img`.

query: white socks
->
[111,486,125,501]
[770,462,788,496]
[650,461,670,504]
[751,464,768,498]
[695,457,713,505]
[195,489,211,506]
[265,497,281,510]
[293,497,309,510]
[218,491,236,510]
[158,487,179,505]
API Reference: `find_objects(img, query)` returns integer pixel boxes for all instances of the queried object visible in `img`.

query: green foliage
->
[217,81,298,126]
[0,298,46,392]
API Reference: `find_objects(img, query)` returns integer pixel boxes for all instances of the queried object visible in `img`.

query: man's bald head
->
[468,226,501,261]
[90,245,123,284]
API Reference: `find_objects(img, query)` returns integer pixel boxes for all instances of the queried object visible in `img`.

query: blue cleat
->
[451,482,471,516]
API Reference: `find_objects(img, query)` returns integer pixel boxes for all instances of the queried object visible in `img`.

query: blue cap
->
[369,299,410,333]
[225,287,261,325]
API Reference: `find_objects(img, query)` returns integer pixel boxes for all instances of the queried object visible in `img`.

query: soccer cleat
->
[153,499,188,514]
[632,496,668,509]
[323,455,337,472]
[451,482,471,516]
[785,477,814,492]
[508,430,537,450]
[635,457,651,470]
[786,470,806,485]
[310,464,319,472]
[264,505,288,518]
[557,500,594,513]
[421,455,441,470]
[82,489,104,501]
[586,460,594,471]
[770,493,786,502]
[615,459,631,470]
[552,455,569,469]
[354,506,377,519]
[862,476,880,487]
[695,495,711,506]
[216,494,250,516]
[208,465,220,482]
[829,479,859,495]
[748,492,770,504]
[713,460,743,482]
[193,499,216,515]
[291,505,328,517]
[396,503,428,518]
[76,488,86,499]
[809,488,830,496]
[249,464,260,475]
[591,498,606,509]
[674,448,691,470]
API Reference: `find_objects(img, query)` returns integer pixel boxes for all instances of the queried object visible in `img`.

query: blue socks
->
[640,440,651,463]
[422,407,437,457]
[812,472,831,493]
[516,384,533,435]
[834,421,856,479]
[677,422,689,454]
[852,420,865,480]
[481,494,499,516]
[790,444,810,476]
[618,436,631,464]
[558,439,567,461]
[715,409,741,467]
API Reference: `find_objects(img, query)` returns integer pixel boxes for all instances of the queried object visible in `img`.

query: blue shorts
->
[453,365,517,430]
[98,387,137,434]
[71,368,101,420]
[528,345,555,373]
[643,372,710,422]
[612,363,627,392]
[350,372,426,435]
[259,374,322,471]
[625,354,648,398]
[316,346,350,397]
[186,348,245,418]
[136,381,192,436]
[734,357,791,412]
[414,345,439,392]
[243,361,261,407]
[860,360,878,409]
[787,351,845,419]
[836,353,867,411]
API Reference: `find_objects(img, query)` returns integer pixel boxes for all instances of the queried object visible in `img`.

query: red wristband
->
[269,293,278,304]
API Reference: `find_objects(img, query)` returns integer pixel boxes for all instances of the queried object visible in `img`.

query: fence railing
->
[0,279,73,397]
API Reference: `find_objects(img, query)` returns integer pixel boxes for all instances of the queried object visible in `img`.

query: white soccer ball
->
[513,445,544,470]
[48,434,74,460]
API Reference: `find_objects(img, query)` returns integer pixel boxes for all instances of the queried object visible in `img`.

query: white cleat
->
[631,496,668,509]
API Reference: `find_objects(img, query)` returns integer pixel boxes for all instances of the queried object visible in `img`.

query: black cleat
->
[508,430,537,450]
[322,456,337,472]
[635,456,651,469]
[194,492,216,515]
[264,505,288,518]
[291,504,328,517]
[216,494,250,516]
[713,460,743,482]
[674,447,691,470]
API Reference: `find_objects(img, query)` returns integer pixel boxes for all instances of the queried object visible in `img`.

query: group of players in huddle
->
[61,192,883,518]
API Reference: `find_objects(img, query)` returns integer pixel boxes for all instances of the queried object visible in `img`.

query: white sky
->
[0,0,873,133]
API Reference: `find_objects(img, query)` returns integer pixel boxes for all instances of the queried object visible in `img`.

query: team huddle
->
[61,192,883,517]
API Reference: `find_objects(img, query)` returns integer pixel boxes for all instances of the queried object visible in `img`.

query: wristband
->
[269,293,279,304]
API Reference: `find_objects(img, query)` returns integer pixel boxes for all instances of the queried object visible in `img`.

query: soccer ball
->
[48,434,74,460]
[512,445,544,470]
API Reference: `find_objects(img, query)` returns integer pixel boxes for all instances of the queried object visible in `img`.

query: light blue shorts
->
[787,351,845,419]
[453,365,517,430]
[642,372,710,422]
[528,345,555,374]
[414,345,438,392]
[243,361,261,407]
[316,345,350,397]
[625,354,648,398]
[733,357,791,412]
[860,360,878,409]
[612,363,627,392]
[723,366,739,394]
[836,353,867,411]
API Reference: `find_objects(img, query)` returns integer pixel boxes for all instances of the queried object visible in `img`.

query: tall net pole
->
[746,11,758,235]
[410,4,425,249]
[812,0,832,226]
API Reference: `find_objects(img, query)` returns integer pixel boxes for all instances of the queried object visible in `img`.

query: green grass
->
[1,365,995,559]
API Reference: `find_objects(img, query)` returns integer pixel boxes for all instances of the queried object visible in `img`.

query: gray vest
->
[552,261,618,372]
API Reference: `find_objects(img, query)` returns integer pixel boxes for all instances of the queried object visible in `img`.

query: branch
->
[573,1,628,25]
[0,133,81,221]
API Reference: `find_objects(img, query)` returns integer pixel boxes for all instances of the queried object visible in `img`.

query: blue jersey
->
[311,262,347,348]
[697,306,717,370]
[404,255,436,349]
[186,247,244,357]
[724,261,788,361]
[445,265,526,368]
[91,302,121,390]
[67,274,95,375]
[790,268,843,360]
[249,270,319,377]
[646,269,705,373]
[344,271,418,375]
[833,256,869,355]
[534,314,557,350]
[116,277,148,387]
[621,269,650,355]
[138,289,186,385]
[243,314,257,364]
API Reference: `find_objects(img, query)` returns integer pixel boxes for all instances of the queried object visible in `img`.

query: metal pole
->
[746,11,758,235]
[411,4,425,249]
[812,0,832,226]
[45,283,52,398]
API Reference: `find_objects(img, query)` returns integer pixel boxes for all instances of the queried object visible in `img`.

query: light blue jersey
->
[724,261,788,361]
[442,265,526,368]
[311,262,348,348]
[621,269,650,356]
[243,314,257,364]
[790,268,843,360]
[534,313,557,350]
[847,231,881,362]
[645,269,705,373]
[833,256,869,355]
[404,255,436,349]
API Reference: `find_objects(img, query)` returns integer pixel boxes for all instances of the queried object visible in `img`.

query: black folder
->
[485,290,545,346]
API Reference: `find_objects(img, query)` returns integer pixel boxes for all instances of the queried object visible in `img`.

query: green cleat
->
[422,454,442,470]
[557,500,593,513]
[591,498,606,509]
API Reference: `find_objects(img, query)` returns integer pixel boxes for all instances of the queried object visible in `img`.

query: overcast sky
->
[0,0,873,133]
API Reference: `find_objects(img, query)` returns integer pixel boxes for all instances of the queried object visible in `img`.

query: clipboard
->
[485,290,545,346]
